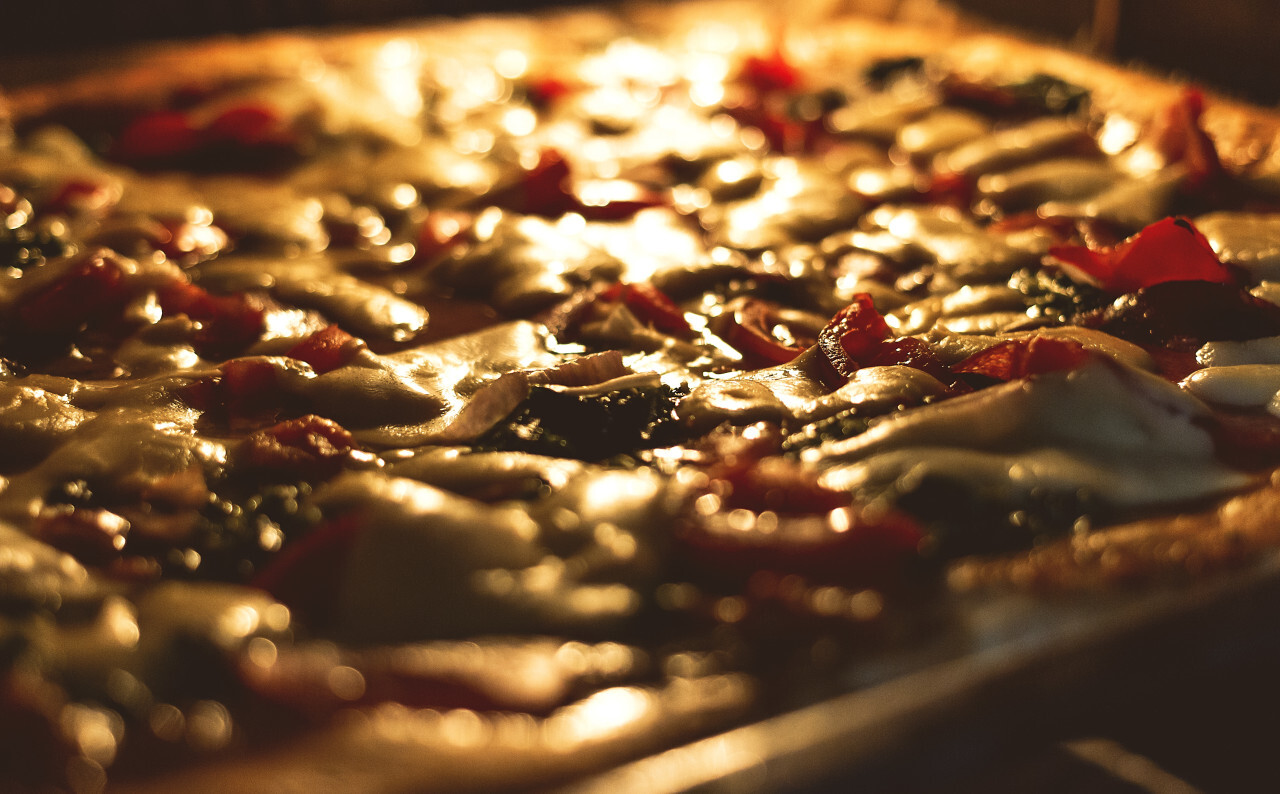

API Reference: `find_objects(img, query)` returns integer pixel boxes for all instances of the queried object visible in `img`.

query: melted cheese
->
[934,117,1093,177]
[807,357,1249,509]
[1193,212,1280,281]
[319,471,663,642]
[863,205,1054,283]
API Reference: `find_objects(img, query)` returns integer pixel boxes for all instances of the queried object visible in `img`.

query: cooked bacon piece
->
[285,325,362,374]
[1049,216,1236,293]
[239,415,359,479]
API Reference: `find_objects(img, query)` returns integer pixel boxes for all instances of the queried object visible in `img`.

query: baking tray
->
[565,554,1280,791]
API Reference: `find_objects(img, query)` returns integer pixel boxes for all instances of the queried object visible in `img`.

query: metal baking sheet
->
[566,554,1280,791]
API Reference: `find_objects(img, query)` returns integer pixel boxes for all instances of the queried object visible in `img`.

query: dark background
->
[1,1,1277,103]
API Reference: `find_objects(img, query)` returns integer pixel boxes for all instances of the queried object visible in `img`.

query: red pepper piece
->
[678,479,925,590]
[42,179,118,218]
[739,46,802,94]
[251,514,366,629]
[111,110,200,164]
[817,294,892,379]
[525,75,575,109]
[953,336,1092,382]
[239,414,358,479]
[204,104,290,148]
[500,149,578,216]
[413,210,471,263]
[719,298,811,368]
[18,253,129,335]
[285,325,361,374]
[715,457,849,515]
[158,281,266,358]
[1151,88,1224,190]
[1049,216,1235,294]
[493,149,662,220]
[599,281,693,337]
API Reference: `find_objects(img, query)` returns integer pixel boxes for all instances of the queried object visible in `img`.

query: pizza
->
[4,1,1280,790]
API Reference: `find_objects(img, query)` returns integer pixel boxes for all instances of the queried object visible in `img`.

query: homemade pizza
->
[5,1,1280,790]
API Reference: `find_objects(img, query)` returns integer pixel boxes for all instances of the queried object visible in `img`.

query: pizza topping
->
[1192,212,1280,281]
[809,356,1250,525]
[933,116,1096,178]
[478,375,686,461]
[953,336,1092,382]
[237,415,359,479]
[284,324,362,374]
[5,9,1280,789]
[1147,88,1224,190]
[311,472,653,641]
[1049,216,1236,293]
[792,364,948,425]
[712,297,819,367]
[1085,280,1280,347]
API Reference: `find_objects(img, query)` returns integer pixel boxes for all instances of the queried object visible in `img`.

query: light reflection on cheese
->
[808,357,1251,510]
